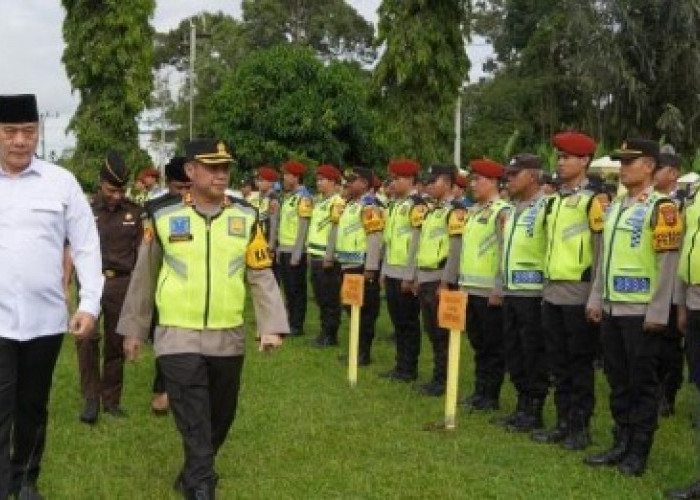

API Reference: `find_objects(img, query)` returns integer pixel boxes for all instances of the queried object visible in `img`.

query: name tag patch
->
[613,276,650,293]
[169,216,192,242]
[511,270,543,285]
[228,216,246,237]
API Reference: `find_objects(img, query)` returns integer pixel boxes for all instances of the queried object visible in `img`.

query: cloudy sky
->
[1,1,488,157]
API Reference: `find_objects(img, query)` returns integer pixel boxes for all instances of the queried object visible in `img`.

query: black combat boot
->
[186,481,215,500]
[561,412,591,451]
[618,433,652,476]
[459,380,486,408]
[531,414,568,444]
[665,480,700,499]
[508,396,544,433]
[79,397,99,424]
[584,426,631,466]
[491,393,527,427]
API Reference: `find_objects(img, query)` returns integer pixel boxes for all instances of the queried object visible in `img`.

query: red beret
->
[257,166,279,182]
[316,164,341,181]
[455,172,468,188]
[552,131,596,156]
[282,160,306,176]
[137,167,160,182]
[469,159,504,179]
[388,158,420,177]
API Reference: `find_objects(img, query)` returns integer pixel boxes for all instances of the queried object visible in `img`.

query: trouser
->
[76,275,129,407]
[601,313,661,435]
[309,258,342,342]
[502,296,549,400]
[0,334,63,500]
[542,301,597,423]
[385,276,421,376]
[418,281,448,384]
[658,304,683,404]
[342,267,380,359]
[159,353,244,490]
[687,309,700,390]
[467,294,505,399]
[278,251,307,333]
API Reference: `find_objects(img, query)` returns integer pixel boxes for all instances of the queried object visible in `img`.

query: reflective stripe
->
[343,221,362,235]
[396,226,413,236]
[477,233,498,256]
[308,242,327,253]
[163,254,187,278]
[561,222,589,240]
[458,274,495,288]
[429,227,447,239]
[228,255,245,276]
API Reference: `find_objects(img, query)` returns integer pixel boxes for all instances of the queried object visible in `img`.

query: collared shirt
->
[92,195,143,273]
[0,158,103,340]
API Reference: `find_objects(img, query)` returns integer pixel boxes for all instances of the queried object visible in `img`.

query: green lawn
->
[38,298,699,499]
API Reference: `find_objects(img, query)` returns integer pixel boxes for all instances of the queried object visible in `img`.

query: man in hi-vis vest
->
[531,132,608,451]
[335,166,384,365]
[278,160,313,336]
[585,138,681,476]
[413,164,466,397]
[493,154,550,433]
[380,159,425,382]
[446,158,509,410]
[307,164,345,347]
[117,139,289,499]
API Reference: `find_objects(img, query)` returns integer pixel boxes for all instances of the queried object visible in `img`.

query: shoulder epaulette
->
[144,192,181,216]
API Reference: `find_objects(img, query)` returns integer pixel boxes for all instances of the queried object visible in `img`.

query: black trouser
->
[658,304,683,404]
[467,295,505,399]
[309,258,342,342]
[158,353,244,490]
[342,267,380,359]
[542,301,597,423]
[687,309,700,390]
[503,296,549,400]
[278,251,307,334]
[0,334,63,500]
[385,276,421,376]
[418,281,448,384]
[601,314,661,436]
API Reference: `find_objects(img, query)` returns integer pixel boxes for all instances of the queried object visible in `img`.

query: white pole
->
[189,21,196,141]
[454,94,462,168]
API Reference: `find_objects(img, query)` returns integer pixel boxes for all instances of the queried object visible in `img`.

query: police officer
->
[654,147,684,417]
[494,154,550,432]
[117,139,288,499]
[255,166,280,250]
[76,151,143,424]
[335,166,384,365]
[278,160,313,336]
[585,138,681,476]
[381,159,425,382]
[531,132,607,450]
[450,159,509,410]
[414,164,466,396]
[307,164,344,347]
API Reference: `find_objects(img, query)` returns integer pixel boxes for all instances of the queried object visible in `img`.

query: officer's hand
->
[259,334,283,352]
[69,312,96,339]
[124,337,142,361]
[643,321,666,334]
[488,292,503,307]
[400,280,414,294]
[678,306,688,335]
[586,306,602,324]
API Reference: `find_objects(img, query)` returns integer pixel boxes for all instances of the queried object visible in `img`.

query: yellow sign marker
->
[439,290,468,430]
[342,274,365,386]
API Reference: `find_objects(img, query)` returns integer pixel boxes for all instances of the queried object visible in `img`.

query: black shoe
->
[79,398,99,424]
[174,472,219,493]
[471,397,499,411]
[490,411,524,427]
[104,406,127,418]
[531,423,568,444]
[666,481,700,499]
[508,397,544,433]
[618,452,648,476]
[310,336,337,348]
[459,392,484,408]
[418,381,445,397]
[561,427,592,451]
[584,427,630,467]
[16,484,45,500]
[186,481,215,500]
[379,369,416,382]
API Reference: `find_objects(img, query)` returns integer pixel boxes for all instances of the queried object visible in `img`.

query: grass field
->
[37,296,700,499]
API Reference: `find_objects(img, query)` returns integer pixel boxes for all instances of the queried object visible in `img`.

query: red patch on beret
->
[316,164,341,181]
[137,167,160,182]
[552,132,596,156]
[282,160,306,176]
[469,159,504,179]
[257,166,279,182]
[388,158,420,177]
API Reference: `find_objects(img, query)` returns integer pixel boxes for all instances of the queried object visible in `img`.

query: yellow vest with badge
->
[459,199,511,288]
[679,190,700,284]
[152,198,270,329]
[307,193,343,257]
[416,201,465,270]
[502,195,549,291]
[279,189,313,247]
[385,195,425,267]
[335,197,384,265]
[603,191,681,303]
[545,189,607,281]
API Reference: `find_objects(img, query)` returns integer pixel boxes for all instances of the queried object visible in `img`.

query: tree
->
[374,1,471,163]
[205,45,383,171]
[62,0,155,188]
[242,0,376,62]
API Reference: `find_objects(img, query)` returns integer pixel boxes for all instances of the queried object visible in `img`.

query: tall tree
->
[374,1,471,163]
[62,0,154,188]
